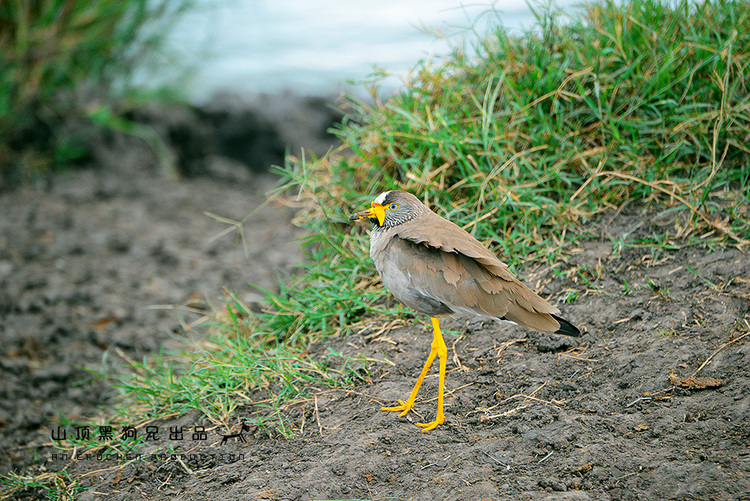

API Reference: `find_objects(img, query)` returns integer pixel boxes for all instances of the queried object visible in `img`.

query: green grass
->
[0,0,193,187]
[108,293,377,433]
[75,0,750,445]
[0,471,83,501]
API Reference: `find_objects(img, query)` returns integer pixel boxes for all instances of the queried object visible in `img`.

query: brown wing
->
[394,210,520,282]
[388,234,562,333]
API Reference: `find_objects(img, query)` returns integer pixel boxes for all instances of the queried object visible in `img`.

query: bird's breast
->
[369,231,404,293]
[369,231,451,317]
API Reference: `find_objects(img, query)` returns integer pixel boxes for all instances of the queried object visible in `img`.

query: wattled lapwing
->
[350,190,580,431]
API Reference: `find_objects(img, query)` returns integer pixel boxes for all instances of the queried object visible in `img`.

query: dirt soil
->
[2,140,750,499]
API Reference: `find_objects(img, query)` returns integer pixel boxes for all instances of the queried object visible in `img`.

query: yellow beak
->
[349,201,386,226]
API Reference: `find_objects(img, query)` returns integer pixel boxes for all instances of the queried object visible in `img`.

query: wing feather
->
[388,236,559,326]
[394,211,517,281]
[392,210,558,311]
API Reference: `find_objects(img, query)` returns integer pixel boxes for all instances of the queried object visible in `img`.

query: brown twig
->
[692,329,750,377]
[313,394,323,435]
[494,338,527,358]
[451,335,464,370]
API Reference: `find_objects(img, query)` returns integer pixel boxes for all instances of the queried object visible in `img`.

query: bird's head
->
[348,190,424,229]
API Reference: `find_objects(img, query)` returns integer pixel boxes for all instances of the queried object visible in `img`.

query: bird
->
[349,190,580,432]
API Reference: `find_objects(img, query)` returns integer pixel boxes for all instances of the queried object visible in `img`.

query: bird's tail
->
[551,314,581,337]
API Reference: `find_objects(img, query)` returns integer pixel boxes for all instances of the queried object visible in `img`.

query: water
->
[162,0,580,102]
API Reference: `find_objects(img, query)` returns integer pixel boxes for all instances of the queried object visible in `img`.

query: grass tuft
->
[0,471,82,501]
[110,290,374,431]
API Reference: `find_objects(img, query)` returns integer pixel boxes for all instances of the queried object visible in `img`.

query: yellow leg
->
[381,316,447,432]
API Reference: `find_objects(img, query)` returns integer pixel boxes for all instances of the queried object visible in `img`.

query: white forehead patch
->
[373,191,390,205]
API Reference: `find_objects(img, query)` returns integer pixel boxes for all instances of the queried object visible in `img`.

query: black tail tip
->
[552,314,581,337]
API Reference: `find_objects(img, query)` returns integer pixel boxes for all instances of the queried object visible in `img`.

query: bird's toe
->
[381,399,412,416]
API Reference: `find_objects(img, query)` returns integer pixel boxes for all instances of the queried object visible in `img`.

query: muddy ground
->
[1,102,749,500]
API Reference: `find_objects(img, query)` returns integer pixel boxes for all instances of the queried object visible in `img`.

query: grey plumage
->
[357,190,579,336]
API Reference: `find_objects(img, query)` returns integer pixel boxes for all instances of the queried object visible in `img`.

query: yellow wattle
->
[369,202,386,226]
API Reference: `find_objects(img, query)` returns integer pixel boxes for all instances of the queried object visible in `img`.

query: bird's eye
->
[388,203,399,211]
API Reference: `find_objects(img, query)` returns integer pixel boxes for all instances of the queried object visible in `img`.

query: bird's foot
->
[380,399,413,418]
[381,400,444,431]
[416,412,445,432]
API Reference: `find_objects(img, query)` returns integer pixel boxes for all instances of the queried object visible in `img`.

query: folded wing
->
[389,212,563,333]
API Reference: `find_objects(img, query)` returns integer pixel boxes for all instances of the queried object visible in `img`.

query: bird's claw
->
[382,400,445,432]
[380,399,413,417]
[416,419,443,432]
